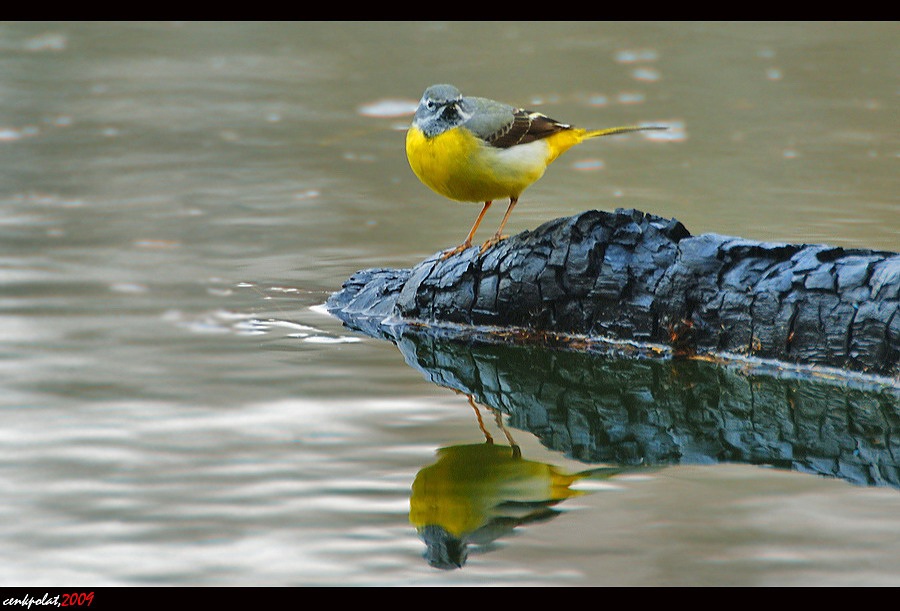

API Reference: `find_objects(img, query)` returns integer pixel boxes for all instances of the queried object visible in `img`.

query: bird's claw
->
[440,242,472,260]
[479,235,508,253]
[439,235,508,260]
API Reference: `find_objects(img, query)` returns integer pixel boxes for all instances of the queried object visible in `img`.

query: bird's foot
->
[479,234,508,254]
[439,241,472,260]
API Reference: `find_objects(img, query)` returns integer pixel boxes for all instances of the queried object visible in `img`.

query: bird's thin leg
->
[480,196,518,253]
[466,395,494,445]
[441,200,492,259]
[491,407,519,455]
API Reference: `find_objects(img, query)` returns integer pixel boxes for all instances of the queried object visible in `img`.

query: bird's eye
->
[425,100,436,110]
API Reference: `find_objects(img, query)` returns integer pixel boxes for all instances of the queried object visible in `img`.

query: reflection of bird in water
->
[409,396,623,569]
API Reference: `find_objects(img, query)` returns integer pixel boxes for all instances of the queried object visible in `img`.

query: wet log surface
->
[327,208,900,379]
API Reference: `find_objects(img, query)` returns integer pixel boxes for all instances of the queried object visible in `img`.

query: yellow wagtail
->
[406,84,665,258]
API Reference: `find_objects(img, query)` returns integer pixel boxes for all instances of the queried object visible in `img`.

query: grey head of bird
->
[413,84,476,138]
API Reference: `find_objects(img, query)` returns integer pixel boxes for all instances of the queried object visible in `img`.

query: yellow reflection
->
[410,396,622,569]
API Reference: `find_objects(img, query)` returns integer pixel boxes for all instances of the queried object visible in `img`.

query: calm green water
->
[1,21,898,586]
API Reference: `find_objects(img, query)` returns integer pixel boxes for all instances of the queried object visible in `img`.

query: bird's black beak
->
[440,103,459,122]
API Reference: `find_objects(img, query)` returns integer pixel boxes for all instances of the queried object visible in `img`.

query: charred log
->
[327,208,899,378]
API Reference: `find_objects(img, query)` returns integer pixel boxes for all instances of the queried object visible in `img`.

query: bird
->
[405,84,665,258]
[409,441,626,569]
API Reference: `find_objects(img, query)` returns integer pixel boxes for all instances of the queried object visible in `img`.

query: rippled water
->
[1,21,898,586]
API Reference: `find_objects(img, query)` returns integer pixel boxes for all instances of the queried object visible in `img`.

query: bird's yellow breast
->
[406,126,582,203]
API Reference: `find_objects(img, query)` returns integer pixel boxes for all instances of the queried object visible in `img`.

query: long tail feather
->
[585,125,667,138]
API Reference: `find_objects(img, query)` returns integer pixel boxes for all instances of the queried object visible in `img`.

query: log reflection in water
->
[397,332,900,489]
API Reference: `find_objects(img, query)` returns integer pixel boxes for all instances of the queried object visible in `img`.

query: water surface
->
[1,21,898,586]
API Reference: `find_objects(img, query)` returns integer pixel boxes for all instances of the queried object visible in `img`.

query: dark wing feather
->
[486,109,572,149]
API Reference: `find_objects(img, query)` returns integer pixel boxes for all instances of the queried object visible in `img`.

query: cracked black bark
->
[327,208,900,378]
